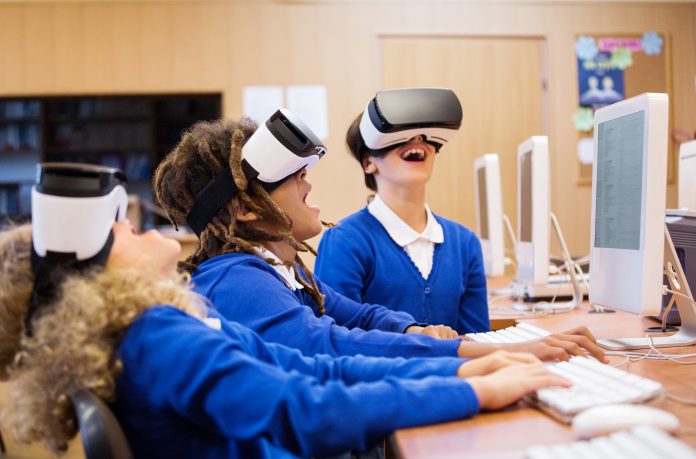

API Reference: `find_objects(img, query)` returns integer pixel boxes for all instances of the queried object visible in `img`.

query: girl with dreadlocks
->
[1,163,571,459]
[154,111,606,363]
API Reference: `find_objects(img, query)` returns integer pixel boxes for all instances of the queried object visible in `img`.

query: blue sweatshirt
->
[192,253,462,358]
[113,306,479,459]
[315,208,490,335]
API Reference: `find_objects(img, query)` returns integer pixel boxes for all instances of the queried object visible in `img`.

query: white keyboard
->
[526,425,696,459]
[465,322,551,344]
[528,356,664,423]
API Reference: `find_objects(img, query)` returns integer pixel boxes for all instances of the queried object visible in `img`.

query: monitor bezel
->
[516,136,550,288]
[474,153,505,277]
[589,93,669,316]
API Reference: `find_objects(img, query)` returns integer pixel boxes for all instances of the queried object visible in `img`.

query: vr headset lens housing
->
[186,109,326,237]
[32,163,128,261]
[358,87,463,156]
[243,108,326,184]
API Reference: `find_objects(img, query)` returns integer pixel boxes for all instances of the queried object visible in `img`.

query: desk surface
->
[392,295,696,459]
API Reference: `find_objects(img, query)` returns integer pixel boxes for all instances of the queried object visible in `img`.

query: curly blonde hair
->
[153,118,329,314]
[0,225,205,454]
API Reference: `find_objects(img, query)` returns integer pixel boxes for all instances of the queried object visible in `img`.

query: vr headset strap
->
[186,161,261,237]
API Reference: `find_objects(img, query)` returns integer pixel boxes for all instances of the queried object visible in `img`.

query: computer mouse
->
[572,404,680,439]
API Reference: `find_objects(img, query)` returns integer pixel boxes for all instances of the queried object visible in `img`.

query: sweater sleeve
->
[121,307,480,458]
[457,232,491,334]
[210,309,467,383]
[206,262,460,359]
[316,276,418,334]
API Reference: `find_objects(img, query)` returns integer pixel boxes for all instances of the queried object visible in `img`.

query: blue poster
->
[577,52,624,107]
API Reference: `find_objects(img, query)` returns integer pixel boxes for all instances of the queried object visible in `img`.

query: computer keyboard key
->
[526,356,664,422]
[525,426,696,459]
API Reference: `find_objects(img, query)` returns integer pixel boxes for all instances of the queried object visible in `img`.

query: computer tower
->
[661,213,696,325]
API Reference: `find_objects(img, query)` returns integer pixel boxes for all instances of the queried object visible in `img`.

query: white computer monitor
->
[516,136,549,288]
[474,153,505,277]
[679,139,696,211]
[589,93,669,317]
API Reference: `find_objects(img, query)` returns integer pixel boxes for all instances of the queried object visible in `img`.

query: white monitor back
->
[679,139,696,211]
[589,93,669,316]
[516,136,549,287]
[474,153,505,277]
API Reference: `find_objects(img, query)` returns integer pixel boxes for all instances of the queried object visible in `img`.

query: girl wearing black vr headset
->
[0,164,571,458]
[154,112,605,364]
[316,88,605,360]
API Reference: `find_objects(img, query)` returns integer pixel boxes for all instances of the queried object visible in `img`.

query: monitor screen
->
[520,150,532,243]
[594,110,645,251]
[477,166,489,240]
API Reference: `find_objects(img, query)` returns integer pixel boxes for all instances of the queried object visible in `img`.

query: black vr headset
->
[27,163,128,335]
[186,109,326,237]
[356,87,463,160]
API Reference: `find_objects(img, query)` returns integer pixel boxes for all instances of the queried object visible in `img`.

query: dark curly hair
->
[153,118,326,314]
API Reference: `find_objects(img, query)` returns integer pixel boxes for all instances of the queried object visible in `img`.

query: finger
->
[561,326,597,342]
[539,341,570,362]
[554,334,607,362]
[546,337,584,357]
[501,351,540,365]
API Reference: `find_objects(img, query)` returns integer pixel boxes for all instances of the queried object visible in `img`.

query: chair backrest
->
[70,390,134,459]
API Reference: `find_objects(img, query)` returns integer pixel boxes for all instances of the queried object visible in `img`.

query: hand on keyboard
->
[456,350,540,378]
[405,324,459,340]
[467,363,572,410]
[507,326,607,363]
[528,356,664,423]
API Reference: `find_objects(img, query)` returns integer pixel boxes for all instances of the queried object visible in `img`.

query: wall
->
[0,0,694,257]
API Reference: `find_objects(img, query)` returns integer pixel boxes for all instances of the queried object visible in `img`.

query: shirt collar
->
[367,194,444,247]
[253,247,304,291]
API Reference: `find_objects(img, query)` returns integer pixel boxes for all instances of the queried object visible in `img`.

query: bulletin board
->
[573,32,673,185]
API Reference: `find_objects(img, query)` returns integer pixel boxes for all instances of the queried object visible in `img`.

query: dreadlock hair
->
[153,118,327,314]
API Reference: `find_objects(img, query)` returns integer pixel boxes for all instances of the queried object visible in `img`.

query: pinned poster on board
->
[573,32,672,184]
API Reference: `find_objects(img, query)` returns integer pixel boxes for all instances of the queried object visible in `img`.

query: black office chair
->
[70,389,134,459]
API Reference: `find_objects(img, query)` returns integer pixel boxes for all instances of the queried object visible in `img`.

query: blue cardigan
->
[315,208,490,335]
[113,306,479,459]
[192,253,462,358]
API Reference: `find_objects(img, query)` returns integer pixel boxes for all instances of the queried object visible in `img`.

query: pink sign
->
[597,38,643,52]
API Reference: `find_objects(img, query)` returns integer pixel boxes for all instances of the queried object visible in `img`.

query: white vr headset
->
[32,163,128,261]
[186,109,326,236]
[27,162,128,335]
[357,87,463,158]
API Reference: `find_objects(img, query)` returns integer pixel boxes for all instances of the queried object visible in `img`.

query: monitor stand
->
[512,212,583,312]
[597,225,696,350]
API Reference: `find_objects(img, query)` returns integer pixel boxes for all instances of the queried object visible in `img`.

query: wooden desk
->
[392,301,696,458]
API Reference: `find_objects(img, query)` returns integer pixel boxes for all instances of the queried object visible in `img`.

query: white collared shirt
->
[368,194,444,279]
[253,247,304,291]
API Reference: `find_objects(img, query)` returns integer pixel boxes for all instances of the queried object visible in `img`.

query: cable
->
[667,393,696,406]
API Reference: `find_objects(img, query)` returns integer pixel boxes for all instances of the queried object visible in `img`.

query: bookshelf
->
[0,94,221,227]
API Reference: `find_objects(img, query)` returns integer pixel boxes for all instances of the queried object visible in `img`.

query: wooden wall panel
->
[0,1,694,457]
[0,1,694,257]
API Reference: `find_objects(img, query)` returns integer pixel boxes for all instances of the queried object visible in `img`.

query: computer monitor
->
[679,139,696,211]
[516,136,549,288]
[474,153,505,277]
[590,93,668,320]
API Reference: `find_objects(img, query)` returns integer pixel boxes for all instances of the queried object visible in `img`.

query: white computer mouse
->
[572,404,680,439]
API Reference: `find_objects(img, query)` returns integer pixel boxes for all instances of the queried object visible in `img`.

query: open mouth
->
[400,148,426,162]
[302,186,319,210]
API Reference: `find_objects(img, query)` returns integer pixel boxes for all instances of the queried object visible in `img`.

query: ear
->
[233,200,259,222]
[363,156,377,174]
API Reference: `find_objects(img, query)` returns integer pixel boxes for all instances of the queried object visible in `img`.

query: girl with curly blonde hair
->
[0,163,570,458]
